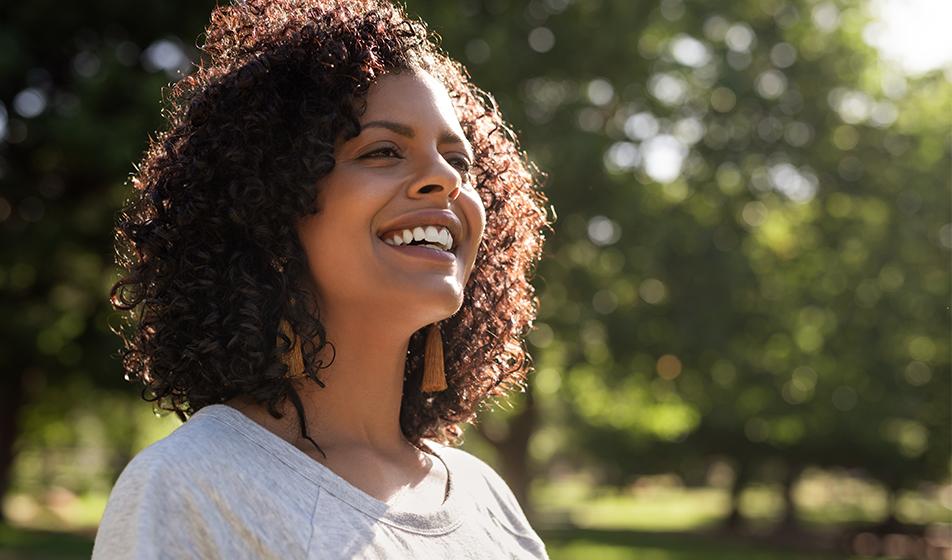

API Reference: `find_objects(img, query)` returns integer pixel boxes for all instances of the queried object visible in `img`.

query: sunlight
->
[865,0,952,75]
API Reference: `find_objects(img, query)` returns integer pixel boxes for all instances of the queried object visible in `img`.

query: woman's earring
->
[278,319,305,378]
[422,322,447,392]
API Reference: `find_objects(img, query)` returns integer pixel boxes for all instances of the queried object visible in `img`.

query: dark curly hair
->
[110,0,549,451]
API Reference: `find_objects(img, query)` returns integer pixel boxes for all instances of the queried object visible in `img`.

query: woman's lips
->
[379,238,457,264]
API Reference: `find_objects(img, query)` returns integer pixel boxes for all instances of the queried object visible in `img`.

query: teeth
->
[381,225,455,251]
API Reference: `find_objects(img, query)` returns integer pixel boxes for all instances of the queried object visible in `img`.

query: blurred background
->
[1,0,949,558]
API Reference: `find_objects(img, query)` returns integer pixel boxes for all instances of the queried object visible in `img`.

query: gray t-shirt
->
[92,404,548,559]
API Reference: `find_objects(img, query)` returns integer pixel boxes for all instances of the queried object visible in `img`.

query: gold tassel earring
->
[422,322,447,392]
[278,319,305,378]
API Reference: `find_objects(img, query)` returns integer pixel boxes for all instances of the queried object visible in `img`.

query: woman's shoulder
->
[110,404,318,501]
[429,441,548,554]
[94,405,316,559]
[427,441,539,535]
[121,405,252,474]
[428,442,508,488]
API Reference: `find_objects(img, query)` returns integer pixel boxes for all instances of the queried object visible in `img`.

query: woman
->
[95,0,550,558]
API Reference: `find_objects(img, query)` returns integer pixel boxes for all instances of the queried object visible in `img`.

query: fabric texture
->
[92,404,549,559]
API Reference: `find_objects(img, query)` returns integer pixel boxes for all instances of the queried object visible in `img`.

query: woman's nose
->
[407,156,462,201]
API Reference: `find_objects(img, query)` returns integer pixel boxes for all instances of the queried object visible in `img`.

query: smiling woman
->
[297,70,486,331]
[95,0,550,558]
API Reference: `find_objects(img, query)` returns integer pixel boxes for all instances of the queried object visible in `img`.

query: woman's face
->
[297,70,486,328]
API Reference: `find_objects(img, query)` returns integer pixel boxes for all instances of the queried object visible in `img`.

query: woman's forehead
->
[360,70,462,129]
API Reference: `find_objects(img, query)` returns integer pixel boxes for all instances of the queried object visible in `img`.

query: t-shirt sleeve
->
[92,446,224,560]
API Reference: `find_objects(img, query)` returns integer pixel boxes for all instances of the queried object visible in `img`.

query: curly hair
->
[110,0,549,450]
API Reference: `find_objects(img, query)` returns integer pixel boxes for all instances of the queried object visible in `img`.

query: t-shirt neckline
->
[195,403,466,535]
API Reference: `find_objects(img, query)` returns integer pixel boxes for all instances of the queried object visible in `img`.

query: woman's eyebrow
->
[362,120,415,137]
[361,120,473,155]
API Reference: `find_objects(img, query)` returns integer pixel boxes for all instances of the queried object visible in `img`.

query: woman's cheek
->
[466,194,487,279]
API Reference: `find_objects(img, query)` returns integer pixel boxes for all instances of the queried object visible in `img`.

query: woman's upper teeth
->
[383,225,454,251]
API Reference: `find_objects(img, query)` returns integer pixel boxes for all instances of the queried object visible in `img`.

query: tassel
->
[278,319,305,378]
[422,323,447,392]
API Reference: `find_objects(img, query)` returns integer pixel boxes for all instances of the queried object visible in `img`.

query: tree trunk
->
[724,460,750,533]
[875,483,905,532]
[777,464,803,533]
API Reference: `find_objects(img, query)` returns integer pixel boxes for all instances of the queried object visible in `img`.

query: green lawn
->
[532,473,949,530]
[542,528,868,560]
[0,524,94,560]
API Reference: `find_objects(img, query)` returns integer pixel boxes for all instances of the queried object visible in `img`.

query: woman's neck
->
[235,306,425,457]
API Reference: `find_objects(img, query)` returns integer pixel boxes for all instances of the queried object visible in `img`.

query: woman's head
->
[111,0,549,445]
[298,68,486,329]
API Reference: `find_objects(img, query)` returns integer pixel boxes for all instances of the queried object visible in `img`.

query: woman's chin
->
[400,289,465,327]
[425,293,465,324]
[393,274,464,303]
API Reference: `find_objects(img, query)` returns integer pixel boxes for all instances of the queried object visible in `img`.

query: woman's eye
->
[362,147,402,159]
[448,156,472,174]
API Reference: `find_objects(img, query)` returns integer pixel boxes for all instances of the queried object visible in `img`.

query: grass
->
[532,472,951,531]
[0,524,93,560]
[541,528,866,560]
[535,481,729,531]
